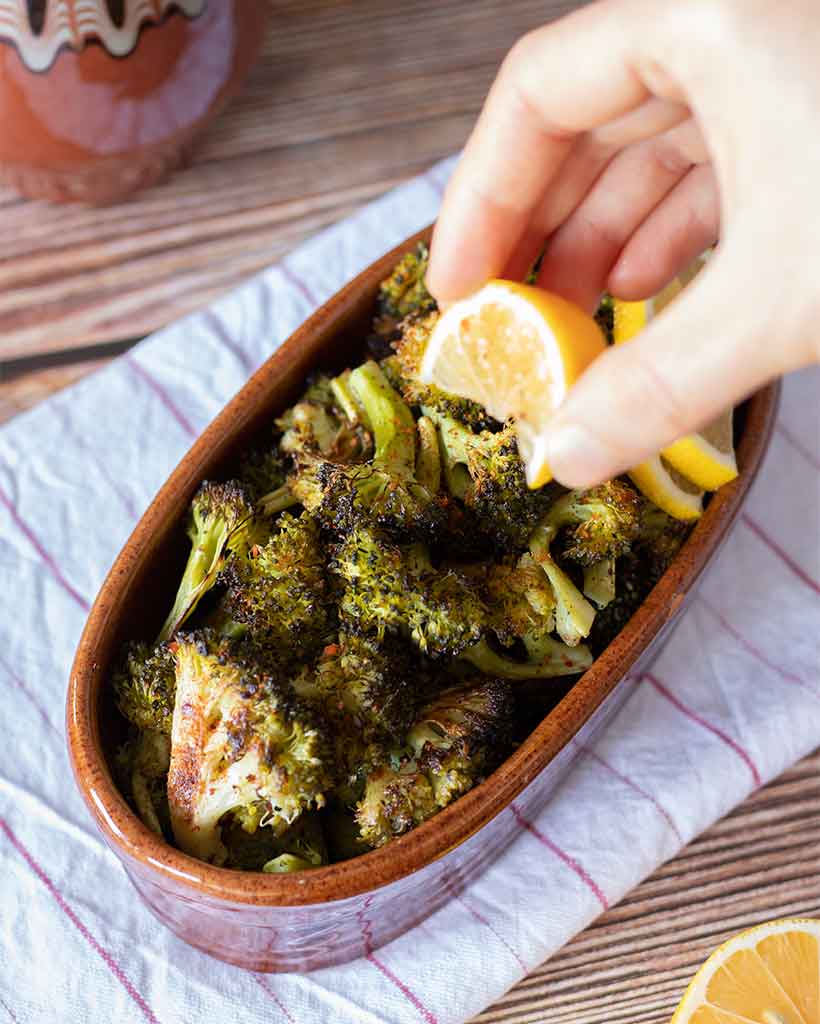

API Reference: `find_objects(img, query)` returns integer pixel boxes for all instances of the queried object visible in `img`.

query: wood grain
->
[1,2,818,1019]
[473,749,820,1023]
[0,0,581,361]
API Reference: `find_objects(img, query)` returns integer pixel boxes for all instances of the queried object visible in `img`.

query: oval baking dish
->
[67,226,779,972]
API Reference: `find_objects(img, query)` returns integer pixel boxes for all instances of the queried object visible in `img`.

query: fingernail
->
[546,423,612,488]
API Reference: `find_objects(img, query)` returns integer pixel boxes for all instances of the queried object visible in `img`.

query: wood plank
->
[0,0,584,361]
[472,749,820,1024]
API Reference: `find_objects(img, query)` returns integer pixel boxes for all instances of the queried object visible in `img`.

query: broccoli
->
[636,502,690,584]
[117,729,171,837]
[461,551,591,678]
[582,558,617,609]
[223,811,328,872]
[548,480,642,566]
[330,526,485,658]
[376,241,436,325]
[166,631,333,864]
[587,505,690,653]
[463,634,592,679]
[382,311,499,431]
[158,480,269,642]
[427,409,553,547]
[524,482,641,645]
[238,446,289,504]
[112,640,176,735]
[356,678,513,847]
[292,361,445,541]
[218,510,331,663]
[529,521,597,647]
[278,395,371,466]
[292,633,417,804]
[110,243,693,869]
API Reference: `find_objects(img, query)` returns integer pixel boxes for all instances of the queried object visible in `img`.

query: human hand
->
[426,0,820,487]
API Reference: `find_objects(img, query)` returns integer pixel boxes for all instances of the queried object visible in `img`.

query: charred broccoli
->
[356,678,513,847]
[376,241,436,325]
[218,510,331,662]
[429,410,551,547]
[111,244,697,872]
[158,481,269,642]
[166,631,333,864]
[291,361,445,541]
[330,526,485,658]
[113,640,177,735]
[117,729,171,837]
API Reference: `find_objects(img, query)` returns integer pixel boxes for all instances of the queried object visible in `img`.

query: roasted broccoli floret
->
[428,410,553,547]
[586,505,690,653]
[482,554,555,645]
[166,631,333,864]
[529,520,596,647]
[117,729,171,837]
[222,811,328,872]
[292,633,417,804]
[218,511,331,663]
[330,526,485,658]
[356,678,513,847]
[548,480,642,566]
[292,361,445,541]
[382,311,499,431]
[158,481,269,642]
[238,446,289,504]
[278,395,371,466]
[376,241,436,325]
[112,640,176,735]
[636,502,690,584]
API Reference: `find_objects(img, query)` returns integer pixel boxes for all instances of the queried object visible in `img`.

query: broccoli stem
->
[158,517,240,642]
[529,524,597,645]
[583,558,616,609]
[331,370,369,428]
[257,483,299,518]
[463,637,591,679]
[349,361,416,478]
[415,416,441,493]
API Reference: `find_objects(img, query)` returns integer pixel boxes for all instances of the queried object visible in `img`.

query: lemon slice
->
[419,280,607,487]
[612,257,738,495]
[627,456,703,521]
[672,917,820,1024]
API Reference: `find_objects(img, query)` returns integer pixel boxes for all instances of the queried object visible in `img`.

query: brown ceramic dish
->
[67,227,779,972]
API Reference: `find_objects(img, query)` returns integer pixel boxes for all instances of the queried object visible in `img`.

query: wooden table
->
[1,3,817,1019]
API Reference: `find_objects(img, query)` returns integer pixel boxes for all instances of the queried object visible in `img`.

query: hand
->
[426,0,820,487]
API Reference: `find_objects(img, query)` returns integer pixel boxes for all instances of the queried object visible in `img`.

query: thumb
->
[543,251,790,488]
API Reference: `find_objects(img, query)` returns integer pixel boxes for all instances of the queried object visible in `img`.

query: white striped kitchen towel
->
[1,156,819,1024]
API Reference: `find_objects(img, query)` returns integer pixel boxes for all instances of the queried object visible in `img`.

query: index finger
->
[426,0,676,303]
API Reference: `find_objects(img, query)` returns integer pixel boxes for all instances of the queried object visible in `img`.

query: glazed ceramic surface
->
[0,0,268,202]
[67,227,779,971]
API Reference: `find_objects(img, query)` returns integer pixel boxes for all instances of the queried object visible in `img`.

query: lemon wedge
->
[612,256,738,497]
[627,455,703,521]
[672,917,820,1024]
[419,280,607,488]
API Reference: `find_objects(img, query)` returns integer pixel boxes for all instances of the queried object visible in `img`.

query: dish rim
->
[66,226,780,907]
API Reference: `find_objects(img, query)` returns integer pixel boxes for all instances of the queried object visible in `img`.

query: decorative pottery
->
[0,0,268,202]
[66,226,780,971]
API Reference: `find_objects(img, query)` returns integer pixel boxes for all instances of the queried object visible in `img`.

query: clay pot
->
[66,225,780,972]
[0,1,268,203]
